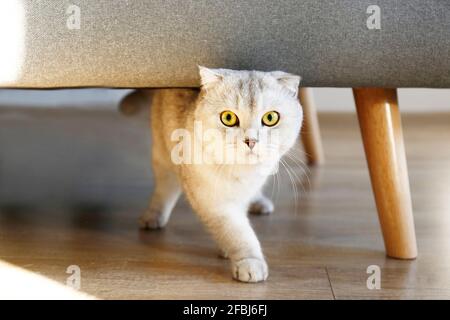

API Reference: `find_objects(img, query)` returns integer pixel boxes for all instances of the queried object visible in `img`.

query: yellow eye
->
[220,111,239,127]
[262,111,280,127]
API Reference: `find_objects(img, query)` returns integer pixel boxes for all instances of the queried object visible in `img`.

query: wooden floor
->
[1,109,450,299]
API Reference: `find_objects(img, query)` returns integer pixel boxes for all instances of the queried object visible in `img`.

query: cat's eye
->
[262,111,280,127]
[220,111,239,127]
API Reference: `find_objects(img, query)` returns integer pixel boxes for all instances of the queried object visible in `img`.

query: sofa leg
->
[299,88,324,165]
[353,88,417,259]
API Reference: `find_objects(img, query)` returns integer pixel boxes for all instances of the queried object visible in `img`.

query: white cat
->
[140,67,303,282]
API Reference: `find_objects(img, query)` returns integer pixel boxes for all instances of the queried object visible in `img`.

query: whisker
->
[287,149,311,172]
[279,159,298,214]
[284,152,312,191]
[283,155,307,197]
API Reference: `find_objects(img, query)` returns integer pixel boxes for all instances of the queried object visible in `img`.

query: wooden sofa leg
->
[353,88,417,259]
[299,88,324,165]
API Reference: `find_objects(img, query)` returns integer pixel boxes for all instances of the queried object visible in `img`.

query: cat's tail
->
[119,89,152,116]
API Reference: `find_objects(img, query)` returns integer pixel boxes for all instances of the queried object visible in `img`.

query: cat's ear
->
[198,66,224,88]
[270,71,301,97]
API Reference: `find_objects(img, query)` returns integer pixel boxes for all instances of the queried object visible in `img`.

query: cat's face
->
[195,67,302,168]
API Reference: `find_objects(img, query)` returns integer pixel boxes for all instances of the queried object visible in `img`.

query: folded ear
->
[270,71,301,96]
[198,66,224,88]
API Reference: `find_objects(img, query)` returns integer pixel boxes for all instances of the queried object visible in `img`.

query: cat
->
[140,67,302,282]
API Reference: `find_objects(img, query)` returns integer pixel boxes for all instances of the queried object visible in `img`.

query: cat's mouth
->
[245,149,263,161]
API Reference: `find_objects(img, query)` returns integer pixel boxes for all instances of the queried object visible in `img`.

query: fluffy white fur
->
[140,67,303,282]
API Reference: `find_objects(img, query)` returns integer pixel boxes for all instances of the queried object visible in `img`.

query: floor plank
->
[1,108,450,299]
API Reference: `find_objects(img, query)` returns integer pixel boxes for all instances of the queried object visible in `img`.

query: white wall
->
[313,88,450,113]
[0,89,132,109]
[0,88,449,113]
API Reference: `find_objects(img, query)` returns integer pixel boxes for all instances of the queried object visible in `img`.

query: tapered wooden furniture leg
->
[353,88,417,259]
[299,88,324,165]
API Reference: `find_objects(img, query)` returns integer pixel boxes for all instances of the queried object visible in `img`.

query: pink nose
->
[244,138,257,150]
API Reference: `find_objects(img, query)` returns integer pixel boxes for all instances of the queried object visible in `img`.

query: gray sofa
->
[1,0,449,260]
[1,0,449,88]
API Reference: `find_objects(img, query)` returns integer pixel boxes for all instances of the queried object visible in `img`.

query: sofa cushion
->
[0,0,449,88]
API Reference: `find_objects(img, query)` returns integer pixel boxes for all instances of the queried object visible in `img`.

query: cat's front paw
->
[139,208,167,230]
[248,197,274,216]
[231,258,268,283]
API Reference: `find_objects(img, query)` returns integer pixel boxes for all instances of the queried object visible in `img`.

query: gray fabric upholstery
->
[1,0,449,88]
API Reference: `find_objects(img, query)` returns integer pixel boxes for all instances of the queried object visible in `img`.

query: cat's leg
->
[248,191,274,216]
[192,199,268,282]
[140,163,181,230]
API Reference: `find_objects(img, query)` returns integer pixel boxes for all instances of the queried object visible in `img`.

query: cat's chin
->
[233,161,279,177]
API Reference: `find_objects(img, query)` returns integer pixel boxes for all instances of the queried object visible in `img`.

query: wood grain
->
[353,88,417,260]
[1,108,450,299]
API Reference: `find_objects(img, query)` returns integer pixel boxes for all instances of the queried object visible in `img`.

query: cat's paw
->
[139,208,167,230]
[248,197,274,216]
[231,258,268,283]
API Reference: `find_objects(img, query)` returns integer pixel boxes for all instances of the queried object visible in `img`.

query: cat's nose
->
[244,138,258,150]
